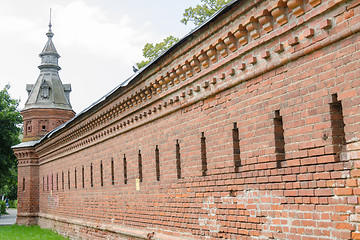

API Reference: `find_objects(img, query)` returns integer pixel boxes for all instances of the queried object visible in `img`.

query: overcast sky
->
[0,0,202,113]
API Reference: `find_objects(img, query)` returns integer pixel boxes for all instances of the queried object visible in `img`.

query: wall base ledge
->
[17,212,39,226]
[38,212,192,240]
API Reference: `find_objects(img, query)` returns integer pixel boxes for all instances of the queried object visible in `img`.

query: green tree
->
[136,0,231,69]
[137,36,179,69]
[181,0,232,26]
[0,85,22,200]
[1,167,18,200]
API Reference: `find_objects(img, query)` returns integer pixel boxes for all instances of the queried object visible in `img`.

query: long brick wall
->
[13,0,360,239]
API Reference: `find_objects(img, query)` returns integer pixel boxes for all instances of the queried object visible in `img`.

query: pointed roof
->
[38,22,61,71]
[22,22,73,111]
[40,24,59,57]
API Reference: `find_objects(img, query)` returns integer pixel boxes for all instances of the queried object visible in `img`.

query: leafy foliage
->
[136,36,179,69]
[181,0,232,26]
[0,85,22,200]
[1,167,18,200]
[0,200,6,214]
[9,199,17,208]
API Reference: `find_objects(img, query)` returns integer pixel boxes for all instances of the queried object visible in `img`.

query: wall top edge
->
[12,140,39,149]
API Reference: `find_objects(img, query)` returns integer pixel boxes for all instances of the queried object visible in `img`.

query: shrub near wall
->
[0,201,6,214]
[9,200,17,209]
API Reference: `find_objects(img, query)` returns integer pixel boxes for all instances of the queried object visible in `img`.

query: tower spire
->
[49,8,52,28]
[39,12,59,71]
[46,8,54,39]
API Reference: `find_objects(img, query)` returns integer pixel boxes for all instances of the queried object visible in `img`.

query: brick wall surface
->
[13,0,360,239]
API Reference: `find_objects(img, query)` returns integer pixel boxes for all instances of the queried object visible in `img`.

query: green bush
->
[0,201,6,214]
[9,199,17,208]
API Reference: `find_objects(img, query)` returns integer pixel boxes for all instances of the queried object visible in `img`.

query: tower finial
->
[47,8,54,38]
[49,8,52,29]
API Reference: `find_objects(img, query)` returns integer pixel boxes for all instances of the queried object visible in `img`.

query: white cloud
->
[52,1,150,61]
[0,15,35,33]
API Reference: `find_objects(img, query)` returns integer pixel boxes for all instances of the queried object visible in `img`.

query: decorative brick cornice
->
[14,148,39,166]
[36,0,350,161]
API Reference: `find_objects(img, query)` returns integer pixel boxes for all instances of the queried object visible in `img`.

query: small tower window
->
[26,121,32,133]
[40,81,50,99]
[39,120,48,131]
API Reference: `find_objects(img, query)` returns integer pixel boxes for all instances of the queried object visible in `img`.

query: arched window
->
[40,81,50,99]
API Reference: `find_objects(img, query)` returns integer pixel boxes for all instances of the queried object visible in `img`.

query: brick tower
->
[21,21,75,142]
[13,20,75,225]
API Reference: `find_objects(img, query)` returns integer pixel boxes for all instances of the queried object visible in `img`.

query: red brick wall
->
[14,0,360,239]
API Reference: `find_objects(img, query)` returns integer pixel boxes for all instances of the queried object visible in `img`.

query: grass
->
[0,225,68,240]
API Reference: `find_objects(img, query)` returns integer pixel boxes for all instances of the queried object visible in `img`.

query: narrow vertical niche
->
[201,132,208,176]
[138,150,143,182]
[82,165,85,188]
[51,174,54,191]
[23,177,25,192]
[90,163,93,187]
[62,171,64,190]
[111,158,115,185]
[43,176,45,191]
[74,168,77,189]
[100,161,104,187]
[68,169,70,189]
[155,145,160,181]
[123,154,127,184]
[274,110,285,168]
[47,175,49,191]
[56,173,58,191]
[232,122,241,172]
[330,93,346,161]
[176,140,181,179]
